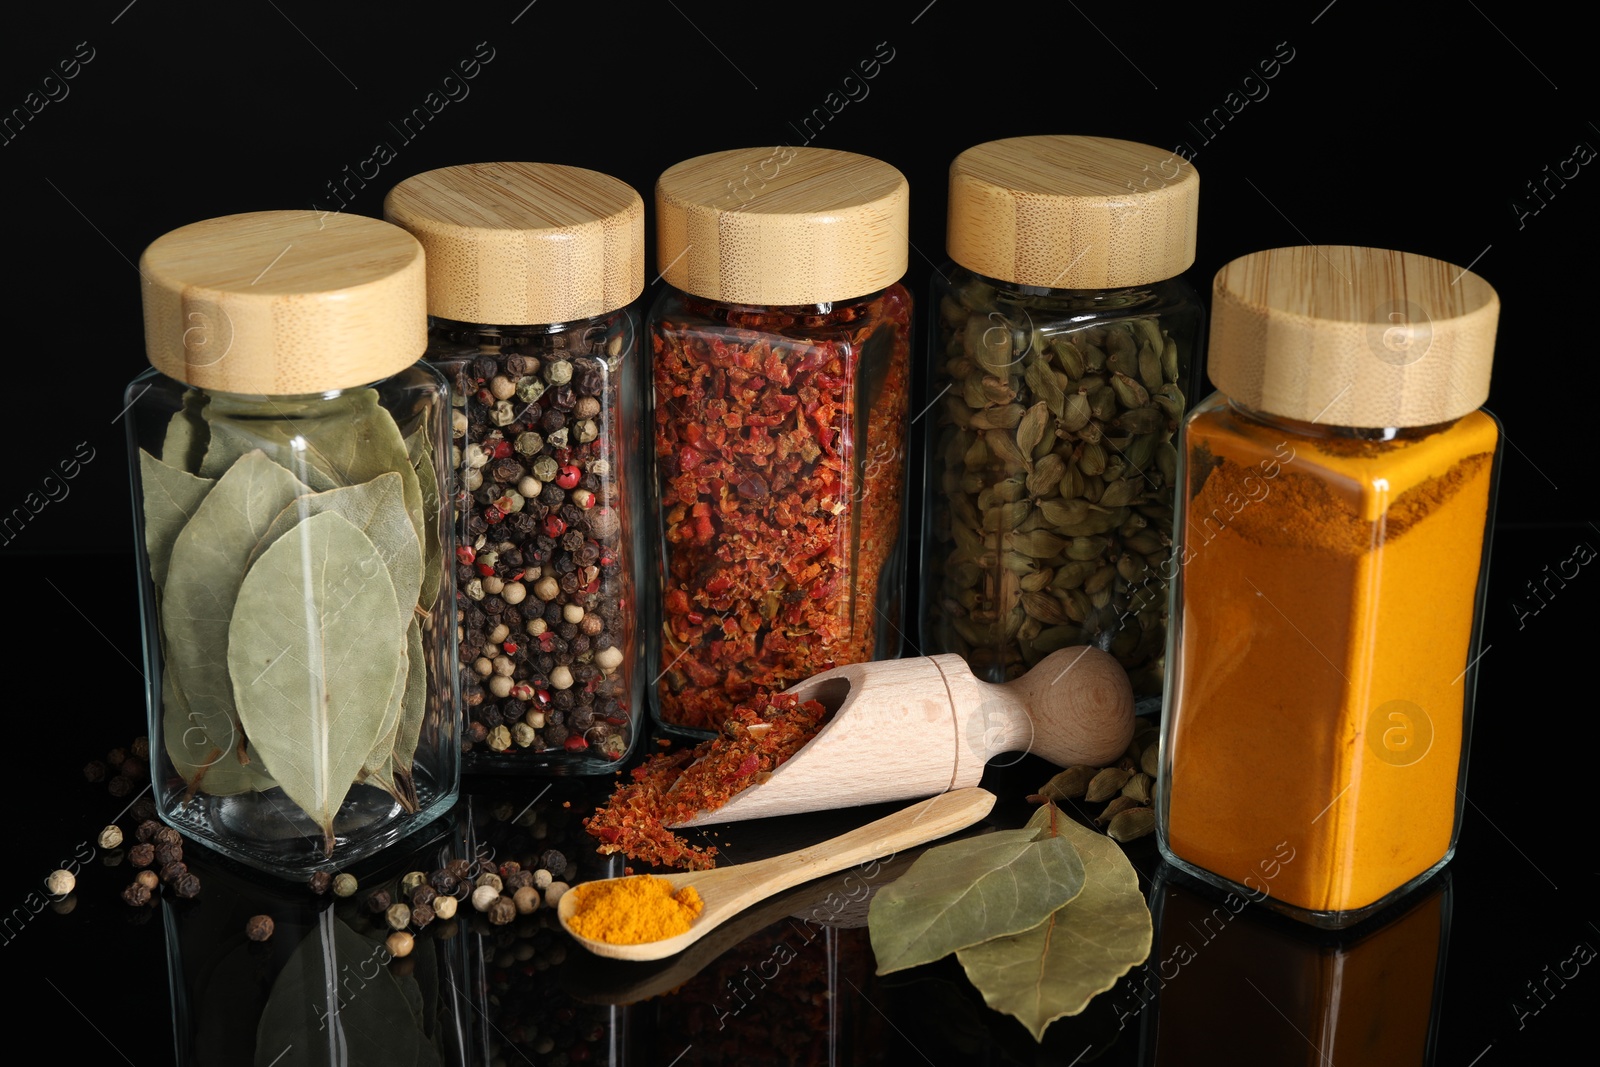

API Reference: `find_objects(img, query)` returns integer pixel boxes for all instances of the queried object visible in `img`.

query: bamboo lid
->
[384,162,644,324]
[655,147,909,306]
[140,211,427,395]
[947,135,1199,290]
[1209,246,1499,428]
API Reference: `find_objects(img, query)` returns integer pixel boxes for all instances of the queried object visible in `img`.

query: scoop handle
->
[942,646,1134,778]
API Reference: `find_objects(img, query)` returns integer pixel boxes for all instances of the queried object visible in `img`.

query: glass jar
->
[919,136,1203,702]
[649,146,912,734]
[125,210,458,874]
[386,162,647,773]
[1158,246,1501,928]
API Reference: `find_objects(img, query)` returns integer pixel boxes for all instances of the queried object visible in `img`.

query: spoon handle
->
[693,788,996,915]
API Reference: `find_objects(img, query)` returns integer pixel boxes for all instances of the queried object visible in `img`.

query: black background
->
[2,2,1594,1064]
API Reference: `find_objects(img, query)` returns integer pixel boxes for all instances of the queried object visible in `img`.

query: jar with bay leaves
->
[125,210,458,875]
[649,147,912,734]
[920,136,1203,698]
[384,162,647,772]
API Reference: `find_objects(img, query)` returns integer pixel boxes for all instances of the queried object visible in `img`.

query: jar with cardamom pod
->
[384,162,647,773]
[1159,246,1501,928]
[920,135,1204,700]
[125,210,459,874]
[649,146,913,735]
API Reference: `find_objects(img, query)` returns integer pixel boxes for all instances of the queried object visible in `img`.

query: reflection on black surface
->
[165,820,472,1067]
[1139,864,1451,1066]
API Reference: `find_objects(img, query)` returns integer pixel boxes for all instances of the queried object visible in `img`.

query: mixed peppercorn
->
[651,289,911,732]
[441,317,638,765]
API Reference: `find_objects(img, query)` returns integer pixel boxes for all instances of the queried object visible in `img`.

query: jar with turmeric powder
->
[1158,245,1501,929]
[919,136,1203,698]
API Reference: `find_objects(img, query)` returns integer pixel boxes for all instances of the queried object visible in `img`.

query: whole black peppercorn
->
[467,722,488,744]
[557,621,578,640]
[159,861,188,884]
[540,850,569,878]
[472,355,498,381]
[570,708,596,731]
[365,889,393,914]
[246,915,275,941]
[107,747,128,766]
[540,484,566,507]
[411,884,437,908]
[540,409,565,434]
[309,871,332,895]
[447,858,473,881]
[120,758,147,781]
[82,760,106,783]
[131,797,157,823]
[135,820,162,843]
[570,636,591,655]
[545,725,568,746]
[153,843,184,868]
[430,869,459,895]
[121,883,152,907]
[467,514,489,537]
[108,775,133,797]
[411,903,436,928]
[552,690,574,712]
[466,606,487,629]
[483,596,505,615]
[153,827,181,847]
[172,873,202,899]
[129,843,156,868]
[481,706,504,729]
[504,870,535,892]
[131,736,151,760]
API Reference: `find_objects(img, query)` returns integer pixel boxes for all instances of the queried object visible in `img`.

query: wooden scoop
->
[668,646,1133,828]
[558,787,996,962]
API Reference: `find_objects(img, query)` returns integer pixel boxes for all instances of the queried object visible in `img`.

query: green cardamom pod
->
[1026,453,1068,497]
[1012,529,1069,558]
[1059,392,1092,433]
[1155,441,1179,487]
[1021,590,1070,625]
[1153,383,1186,422]
[969,403,1025,431]
[1066,535,1110,561]
[1040,764,1097,801]
[981,375,1018,405]
[985,429,1028,472]
[1050,560,1099,590]
[1111,372,1151,410]
[1082,342,1108,372]
[1089,385,1119,422]
[1079,442,1107,477]
[1016,402,1050,459]
[1055,338,1086,379]
[1114,406,1165,436]
[966,315,1014,375]
[1096,795,1144,826]
[994,478,1028,503]
[1020,568,1053,593]
[1107,807,1156,842]
[1085,766,1134,803]
[1098,477,1141,509]
[1161,337,1179,383]
[1138,344,1164,392]
[1084,564,1118,595]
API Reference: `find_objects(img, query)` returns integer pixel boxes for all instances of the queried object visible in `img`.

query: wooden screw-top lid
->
[384,162,644,325]
[655,147,909,306]
[947,135,1199,290]
[140,211,427,395]
[1209,246,1499,428]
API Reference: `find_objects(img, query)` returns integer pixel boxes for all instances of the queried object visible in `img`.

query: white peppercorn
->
[433,894,458,920]
[475,872,503,893]
[332,873,359,897]
[549,665,574,690]
[386,903,412,931]
[97,825,124,850]
[45,869,75,897]
[386,931,414,958]
[544,881,569,908]
[470,885,500,913]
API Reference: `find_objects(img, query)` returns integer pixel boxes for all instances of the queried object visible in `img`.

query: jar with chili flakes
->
[385,162,648,773]
[920,136,1204,700]
[649,146,912,734]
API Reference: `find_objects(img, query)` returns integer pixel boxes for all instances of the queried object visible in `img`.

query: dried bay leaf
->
[955,804,1152,1041]
[392,619,428,777]
[868,827,1086,975]
[254,911,420,1067]
[162,389,210,472]
[163,451,308,784]
[250,473,422,634]
[229,511,403,852]
[203,389,425,553]
[139,449,215,594]
[412,453,442,612]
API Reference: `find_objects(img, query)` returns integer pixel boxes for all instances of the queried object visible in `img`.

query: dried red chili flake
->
[584,693,829,870]
[652,289,911,731]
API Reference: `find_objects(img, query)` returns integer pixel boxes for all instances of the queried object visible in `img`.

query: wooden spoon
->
[667,645,1133,828]
[557,787,997,962]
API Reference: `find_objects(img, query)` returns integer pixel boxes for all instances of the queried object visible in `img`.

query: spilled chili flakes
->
[652,288,911,731]
[584,693,829,870]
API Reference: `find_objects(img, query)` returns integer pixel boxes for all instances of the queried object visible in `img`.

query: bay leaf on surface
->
[868,827,1086,975]
[391,619,428,777]
[162,389,210,472]
[253,911,419,1067]
[203,389,425,550]
[249,473,422,633]
[162,451,307,784]
[139,449,215,593]
[955,803,1152,1041]
[229,510,402,852]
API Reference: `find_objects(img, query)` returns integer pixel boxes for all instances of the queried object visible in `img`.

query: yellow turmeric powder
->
[566,875,705,944]
[1164,401,1497,918]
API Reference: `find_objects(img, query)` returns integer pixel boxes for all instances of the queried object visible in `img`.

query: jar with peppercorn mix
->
[124,211,459,874]
[649,146,913,734]
[384,162,647,772]
[919,135,1204,702]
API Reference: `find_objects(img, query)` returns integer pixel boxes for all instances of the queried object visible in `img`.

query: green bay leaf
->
[230,511,402,852]
[868,827,1086,975]
[254,912,420,1067]
[162,451,308,785]
[954,804,1153,1041]
[139,449,215,594]
[249,472,423,633]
